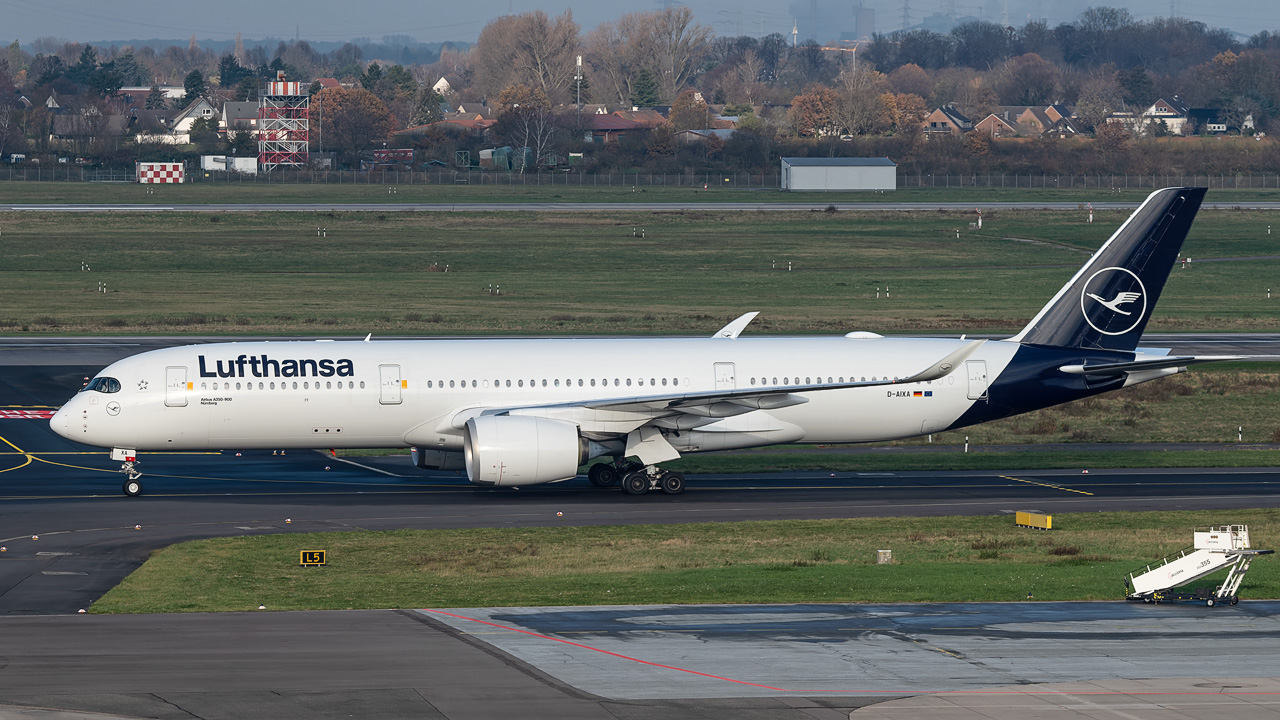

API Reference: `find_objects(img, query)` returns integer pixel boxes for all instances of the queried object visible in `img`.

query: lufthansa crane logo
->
[1080,266,1147,336]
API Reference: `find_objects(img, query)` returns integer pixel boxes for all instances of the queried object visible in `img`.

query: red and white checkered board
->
[138,163,184,184]
[0,409,56,419]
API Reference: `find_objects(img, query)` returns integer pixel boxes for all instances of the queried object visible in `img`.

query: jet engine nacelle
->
[463,415,589,486]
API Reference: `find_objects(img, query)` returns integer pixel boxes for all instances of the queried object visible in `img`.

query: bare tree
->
[649,7,711,102]
[474,11,580,102]
[512,10,580,103]
[833,66,886,136]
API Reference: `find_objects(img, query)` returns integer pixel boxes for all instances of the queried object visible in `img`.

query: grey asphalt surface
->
[6,200,1280,213]
[3,340,1280,719]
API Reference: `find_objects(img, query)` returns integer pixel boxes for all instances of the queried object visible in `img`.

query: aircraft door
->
[379,364,403,405]
[165,366,188,407]
[713,362,737,390]
[965,360,988,401]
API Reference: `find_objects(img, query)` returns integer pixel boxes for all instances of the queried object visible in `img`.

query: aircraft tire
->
[122,479,142,497]
[659,472,685,495]
[588,464,620,487]
[622,471,649,496]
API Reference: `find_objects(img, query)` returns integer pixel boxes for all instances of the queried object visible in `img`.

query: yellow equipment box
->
[1016,511,1052,530]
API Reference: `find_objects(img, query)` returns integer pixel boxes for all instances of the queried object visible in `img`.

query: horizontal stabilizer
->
[1060,355,1244,376]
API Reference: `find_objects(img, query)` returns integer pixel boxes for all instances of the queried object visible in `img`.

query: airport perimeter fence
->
[5,167,1280,190]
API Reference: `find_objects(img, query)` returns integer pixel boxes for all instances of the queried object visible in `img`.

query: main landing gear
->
[589,461,684,496]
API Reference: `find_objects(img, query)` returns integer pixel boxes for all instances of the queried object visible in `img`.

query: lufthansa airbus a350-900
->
[52,187,1239,497]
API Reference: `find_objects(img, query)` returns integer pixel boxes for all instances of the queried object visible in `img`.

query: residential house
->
[610,108,667,128]
[220,101,260,139]
[580,104,609,115]
[169,97,218,134]
[432,77,452,95]
[583,114,646,143]
[923,105,972,136]
[1015,106,1055,133]
[453,100,490,116]
[973,110,1020,137]
[313,78,343,90]
[674,128,735,145]
[1186,108,1256,135]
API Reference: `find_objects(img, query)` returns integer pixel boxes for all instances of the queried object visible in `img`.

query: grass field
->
[6,180,1280,205]
[1,206,1278,335]
[88,508,1280,613]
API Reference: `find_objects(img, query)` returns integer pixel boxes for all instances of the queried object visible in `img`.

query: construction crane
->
[1125,525,1272,606]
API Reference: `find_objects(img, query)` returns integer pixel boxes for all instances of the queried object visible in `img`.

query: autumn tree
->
[888,63,932,100]
[583,8,709,106]
[309,87,395,166]
[669,88,711,131]
[1093,119,1131,155]
[877,92,928,134]
[788,85,840,137]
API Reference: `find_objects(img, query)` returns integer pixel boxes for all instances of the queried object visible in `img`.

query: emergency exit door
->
[165,366,188,407]
[714,362,736,390]
[966,360,988,401]
[379,364,403,405]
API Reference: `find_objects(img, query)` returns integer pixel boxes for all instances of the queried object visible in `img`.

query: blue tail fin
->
[1010,187,1206,352]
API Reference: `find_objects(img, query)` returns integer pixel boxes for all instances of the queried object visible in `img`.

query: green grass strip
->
[91,508,1279,613]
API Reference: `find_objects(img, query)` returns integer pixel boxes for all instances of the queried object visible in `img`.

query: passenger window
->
[614,378,619,386]
[428,381,433,388]
[201,382,207,390]
[518,380,524,387]
[505,380,511,387]
[626,378,632,386]
[555,379,560,387]
[590,379,596,387]
[325,381,331,389]
[359,381,365,389]
[750,377,756,385]
[663,378,669,386]
[541,379,547,387]
[270,382,275,389]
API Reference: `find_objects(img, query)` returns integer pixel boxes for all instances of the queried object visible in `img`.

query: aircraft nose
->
[50,405,71,440]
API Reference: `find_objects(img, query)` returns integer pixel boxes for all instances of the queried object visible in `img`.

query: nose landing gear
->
[112,448,143,497]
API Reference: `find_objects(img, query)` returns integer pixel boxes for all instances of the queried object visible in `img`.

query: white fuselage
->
[51,336,1018,453]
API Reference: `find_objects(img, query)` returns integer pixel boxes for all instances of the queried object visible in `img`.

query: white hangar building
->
[780,157,897,191]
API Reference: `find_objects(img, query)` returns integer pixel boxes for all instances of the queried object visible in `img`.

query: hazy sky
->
[0,0,1275,46]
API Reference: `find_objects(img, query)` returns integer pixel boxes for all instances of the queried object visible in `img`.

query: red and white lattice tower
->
[258,71,309,171]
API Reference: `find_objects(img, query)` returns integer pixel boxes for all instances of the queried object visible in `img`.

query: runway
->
[6,200,1280,213]
[4,346,1280,719]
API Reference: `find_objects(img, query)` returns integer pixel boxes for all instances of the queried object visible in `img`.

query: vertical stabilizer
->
[1009,187,1206,352]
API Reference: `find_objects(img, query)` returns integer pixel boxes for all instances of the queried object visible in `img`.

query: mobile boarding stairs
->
[1125,525,1272,606]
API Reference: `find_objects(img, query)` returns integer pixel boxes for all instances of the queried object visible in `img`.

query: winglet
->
[712,312,759,339]
[899,340,986,384]
[364,333,372,342]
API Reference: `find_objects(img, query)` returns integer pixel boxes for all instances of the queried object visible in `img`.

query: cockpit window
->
[81,377,121,393]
